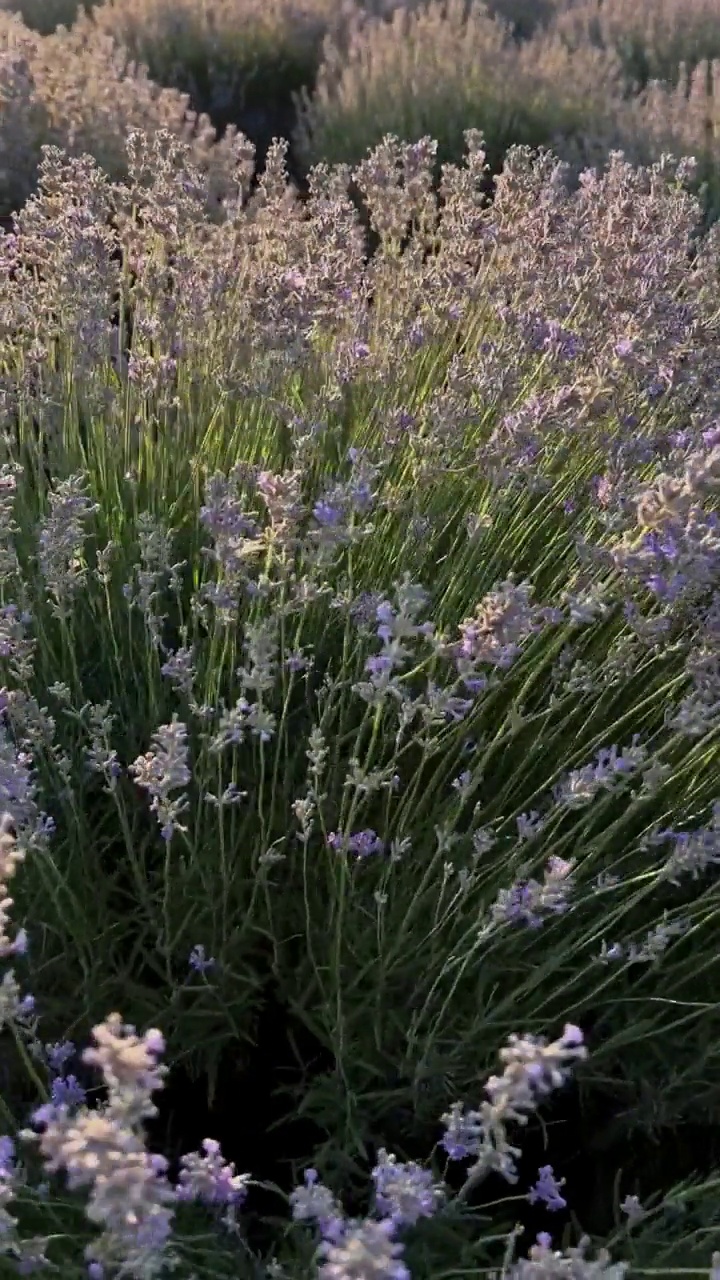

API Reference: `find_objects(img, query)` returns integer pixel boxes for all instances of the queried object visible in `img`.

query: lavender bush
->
[551,0,720,90]
[87,0,352,132]
[0,9,246,218]
[293,0,628,174]
[0,0,96,36]
[86,0,431,141]
[0,123,719,1274]
[619,61,720,228]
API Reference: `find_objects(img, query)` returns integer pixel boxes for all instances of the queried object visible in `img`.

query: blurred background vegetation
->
[3,0,720,222]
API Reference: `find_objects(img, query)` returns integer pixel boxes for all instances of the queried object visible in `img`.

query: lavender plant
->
[0,122,719,1274]
[83,0,439,148]
[619,60,720,228]
[0,792,634,1275]
[0,9,246,218]
[551,0,720,91]
[87,0,355,133]
[293,0,628,176]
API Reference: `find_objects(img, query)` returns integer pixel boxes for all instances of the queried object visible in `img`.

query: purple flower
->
[0,1136,14,1174]
[285,651,310,673]
[318,1217,409,1280]
[189,944,216,975]
[349,479,374,512]
[620,1193,645,1222]
[670,429,692,449]
[371,1150,443,1226]
[347,592,382,629]
[31,1101,61,1129]
[50,1074,86,1108]
[528,1165,567,1212]
[375,602,396,643]
[439,1101,483,1160]
[461,676,488,695]
[492,855,575,929]
[646,377,666,400]
[290,1168,339,1235]
[45,1040,75,1075]
[601,941,624,962]
[643,531,679,560]
[11,927,28,956]
[646,572,687,600]
[177,1139,250,1208]
[327,829,385,858]
[365,653,397,679]
[199,478,257,539]
[313,501,344,527]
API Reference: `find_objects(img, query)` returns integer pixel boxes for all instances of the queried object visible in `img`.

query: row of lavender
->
[8,0,720,227]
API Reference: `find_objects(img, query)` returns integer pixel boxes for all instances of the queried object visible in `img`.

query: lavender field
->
[1,1,720,1277]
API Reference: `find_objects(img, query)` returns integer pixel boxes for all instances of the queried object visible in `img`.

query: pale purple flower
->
[528,1165,566,1212]
[188,945,216,975]
[620,1193,645,1223]
[130,719,191,841]
[177,1139,250,1207]
[50,1075,86,1109]
[313,500,344,527]
[37,474,99,609]
[371,1150,444,1226]
[0,725,38,833]
[11,927,27,956]
[210,698,276,748]
[439,1101,483,1160]
[45,1041,75,1075]
[26,1014,175,1275]
[349,478,374,512]
[554,740,647,809]
[492,857,574,929]
[365,654,396,679]
[516,810,545,841]
[0,1135,14,1173]
[285,650,311,673]
[318,1217,409,1280]
[442,1025,585,1192]
[200,475,257,541]
[160,648,196,697]
[290,1168,339,1234]
[614,337,634,359]
[327,830,385,858]
[349,592,384,630]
